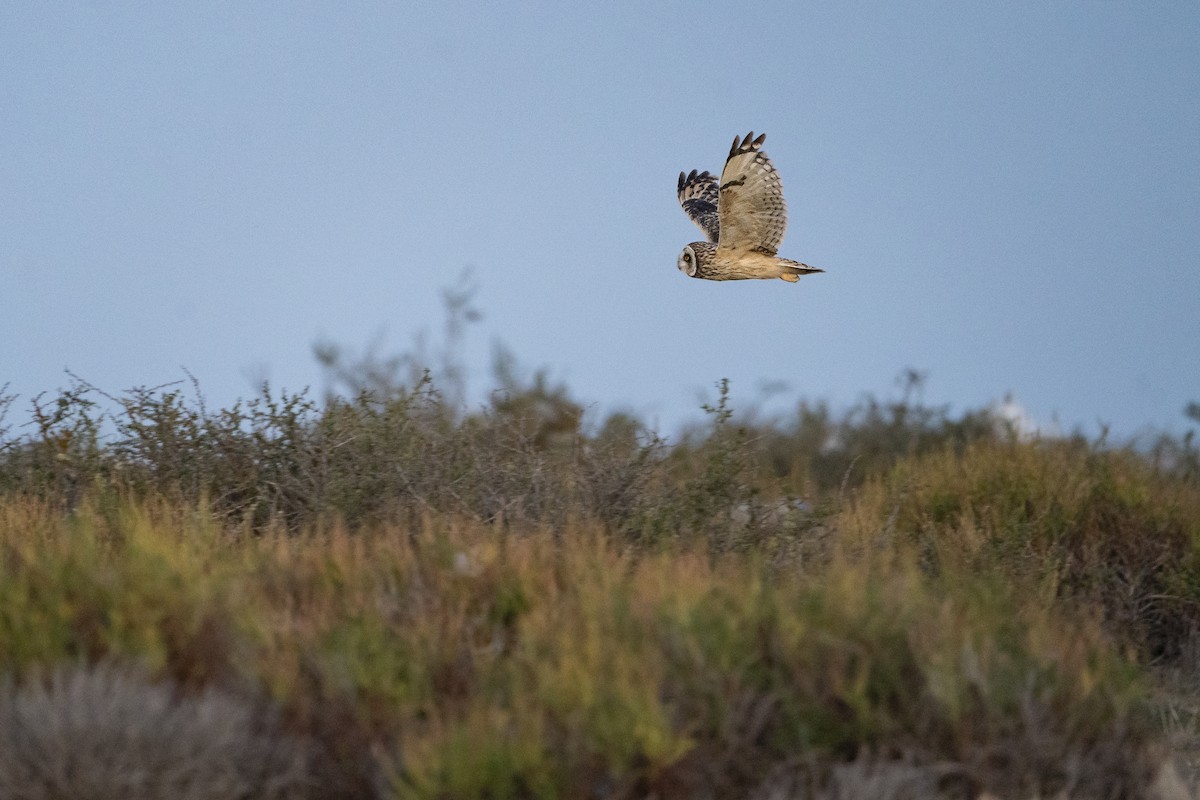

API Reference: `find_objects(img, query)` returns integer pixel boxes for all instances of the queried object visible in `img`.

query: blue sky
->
[3,3,1198,437]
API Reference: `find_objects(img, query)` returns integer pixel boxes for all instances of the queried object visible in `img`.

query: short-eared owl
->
[677,132,824,282]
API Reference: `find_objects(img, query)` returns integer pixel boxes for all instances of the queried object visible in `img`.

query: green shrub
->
[841,440,1200,661]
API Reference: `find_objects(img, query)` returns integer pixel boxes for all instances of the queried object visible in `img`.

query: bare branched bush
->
[0,380,106,508]
[0,661,308,800]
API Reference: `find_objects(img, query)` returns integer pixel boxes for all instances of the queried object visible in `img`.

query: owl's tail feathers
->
[779,260,825,282]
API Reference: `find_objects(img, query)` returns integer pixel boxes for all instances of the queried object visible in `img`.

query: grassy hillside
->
[0,373,1197,798]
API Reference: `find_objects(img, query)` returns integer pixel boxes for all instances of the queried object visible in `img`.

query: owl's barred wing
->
[677,169,721,243]
[717,132,787,255]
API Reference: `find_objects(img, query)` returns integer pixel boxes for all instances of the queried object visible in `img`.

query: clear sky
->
[3,3,1198,437]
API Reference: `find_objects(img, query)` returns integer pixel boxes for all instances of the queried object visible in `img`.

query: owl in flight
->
[677,132,824,282]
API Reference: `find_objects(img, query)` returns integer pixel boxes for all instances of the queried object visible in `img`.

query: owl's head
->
[677,242,717,278]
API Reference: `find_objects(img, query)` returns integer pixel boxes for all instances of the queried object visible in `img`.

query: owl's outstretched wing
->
[716,132,787,255]
[677,169,721,243]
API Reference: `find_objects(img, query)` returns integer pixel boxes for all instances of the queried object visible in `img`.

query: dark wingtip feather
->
[679,169,705,195]
[730,131,765,158]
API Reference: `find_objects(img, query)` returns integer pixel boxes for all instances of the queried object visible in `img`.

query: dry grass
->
[0,487,1181,798]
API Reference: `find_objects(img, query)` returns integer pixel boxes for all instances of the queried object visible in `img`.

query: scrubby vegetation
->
[0,346,1198,798]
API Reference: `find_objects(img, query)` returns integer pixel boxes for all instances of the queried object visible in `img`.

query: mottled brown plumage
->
[676,132,825,282]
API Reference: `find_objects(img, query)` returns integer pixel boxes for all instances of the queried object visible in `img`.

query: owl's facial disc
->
[677,246,698,277]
